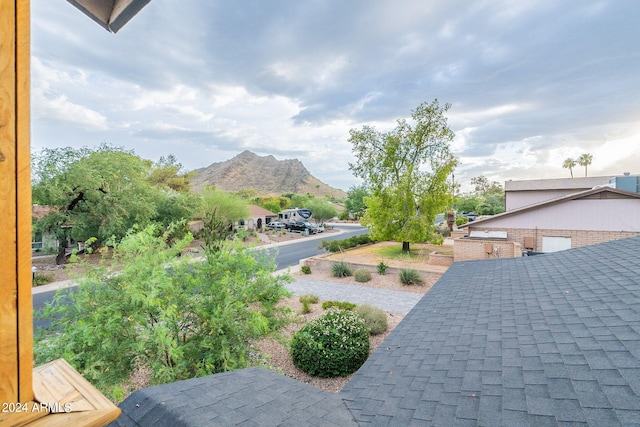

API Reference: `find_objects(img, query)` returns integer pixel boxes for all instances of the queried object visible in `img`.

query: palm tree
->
[578,153,593,177]
[562,158,577,178]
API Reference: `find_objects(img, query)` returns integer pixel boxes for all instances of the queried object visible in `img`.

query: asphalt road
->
[33,224,368,330]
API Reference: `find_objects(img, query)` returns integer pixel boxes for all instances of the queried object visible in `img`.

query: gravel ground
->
[253,268,435,393]
[254,294,404,393]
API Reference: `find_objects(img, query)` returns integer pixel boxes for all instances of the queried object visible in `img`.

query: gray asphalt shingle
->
[342,236,640,425]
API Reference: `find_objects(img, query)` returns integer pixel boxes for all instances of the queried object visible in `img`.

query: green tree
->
[32,145,161,260]
[470,175,490,195]
[147,154,196,192]
[306,197,338,225]
[562,158,577,178]
[289,193,311,208]
[201,186,249,252]
[578,153,593,177]
[349,99,457,252]
[344,184,369,220]
[35,225,291,401]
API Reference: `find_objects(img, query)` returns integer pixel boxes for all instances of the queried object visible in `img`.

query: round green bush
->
[290,310,370,377]
[354,305,388,335]
[354,268,372,283]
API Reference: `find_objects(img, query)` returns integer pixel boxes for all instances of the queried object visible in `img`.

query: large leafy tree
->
[306,197,338,225]
[455,176,505,216]
[349,99,457,252]
[344,184,369,220]
[32,145,162,259]
[147,154,196,192]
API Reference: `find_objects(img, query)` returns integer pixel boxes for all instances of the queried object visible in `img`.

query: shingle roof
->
[342,236,640,425]
[112,236,640,426]
[110,367,357,427]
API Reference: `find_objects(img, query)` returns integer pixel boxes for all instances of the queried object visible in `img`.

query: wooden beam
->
[16,0,33,403]
[0,0,32,404]
[0,0,20,403]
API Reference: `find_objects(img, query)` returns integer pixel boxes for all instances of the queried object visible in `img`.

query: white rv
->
[277,208,312,224]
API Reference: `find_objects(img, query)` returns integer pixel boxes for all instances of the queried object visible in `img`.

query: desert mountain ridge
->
[191,150,347,199]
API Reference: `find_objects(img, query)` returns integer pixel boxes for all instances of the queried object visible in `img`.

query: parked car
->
[266,221,287,230]
[313,224,325,233]
[287,221,316,234]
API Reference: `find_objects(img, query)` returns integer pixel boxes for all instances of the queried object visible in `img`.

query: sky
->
[31,1,640,193]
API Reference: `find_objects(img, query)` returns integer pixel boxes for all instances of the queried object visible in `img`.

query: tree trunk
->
[55,245,66,265]
[402,241,410,253]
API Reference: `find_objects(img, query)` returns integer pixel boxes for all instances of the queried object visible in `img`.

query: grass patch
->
[372,245,426,260]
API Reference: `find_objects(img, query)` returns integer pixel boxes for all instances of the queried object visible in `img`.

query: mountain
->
[191,151,347,199]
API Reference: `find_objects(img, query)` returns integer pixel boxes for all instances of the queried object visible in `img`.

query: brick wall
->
[473,228,640,252]
[454,239,523,262]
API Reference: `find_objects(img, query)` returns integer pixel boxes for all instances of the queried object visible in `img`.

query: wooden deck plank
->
[0,402,48,427]
[25,409,120,427]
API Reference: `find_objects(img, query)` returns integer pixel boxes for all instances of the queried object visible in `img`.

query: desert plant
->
[399,268,425,286]
[301,265,312,274]
[377,262,388,275]
[32,273,55,286]
[354,268,372,283]
[322,301,357,311]
[354,304,388,335]
[299,294,319,304]
[301,300,311,314]
[290,309,370,377]
[332,261,353,277]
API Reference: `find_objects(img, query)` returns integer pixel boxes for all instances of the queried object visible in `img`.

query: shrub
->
[354,305,388,335]
[321,234,374,253]
[456,216,469,227]
[290,309,370,377]
[322,301,356,311]
[301,300,311,314]
[332,261,352,277]
[32,273,55,287]
[35,225,292,401]
[377,262,388,275]
[299,294,319,304]
[301,265,312,274]
[399,268,425,286]
[354,268,372,283]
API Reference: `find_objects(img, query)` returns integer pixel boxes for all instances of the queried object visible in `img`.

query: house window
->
[542,236,572,252]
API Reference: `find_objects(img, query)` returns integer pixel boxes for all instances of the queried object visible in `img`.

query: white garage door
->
[542,236,572,253]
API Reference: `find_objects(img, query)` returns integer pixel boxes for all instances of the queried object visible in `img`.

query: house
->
[110,236,640,425]
[245,205,277,231]
[31,205,59,252]
[505,176,613,211]
[456,186,640,261]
